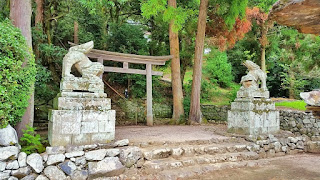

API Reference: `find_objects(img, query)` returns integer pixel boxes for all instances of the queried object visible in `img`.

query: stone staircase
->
[122,137,277,179]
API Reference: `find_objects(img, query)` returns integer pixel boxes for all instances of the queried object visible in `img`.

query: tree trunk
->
[261,46,266,72]
[289,68,295,99]
[74,21,79,44]
[10,0,33,138]
[260,23,267,72]
[189,0,208,124]
[34,0,43,60]
[168,0,184,121]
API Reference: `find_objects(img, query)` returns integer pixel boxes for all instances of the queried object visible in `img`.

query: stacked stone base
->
[48,92,115,146]
[228,98,279,136]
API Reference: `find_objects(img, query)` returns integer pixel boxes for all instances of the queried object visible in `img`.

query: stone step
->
[141,142,253,160]
[126,158,269,180]
[143,151,259,173]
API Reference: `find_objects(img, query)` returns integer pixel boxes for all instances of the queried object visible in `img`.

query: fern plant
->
[20,125,46,155]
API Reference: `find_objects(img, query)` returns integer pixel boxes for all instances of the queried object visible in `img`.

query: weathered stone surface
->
[270,0,320,35]
[105,149,120,157]
[0,125,18,146]
[35,175,49,180]
[27,153,44,173]
[0,146,19,161]
[172,147,184,157]
[119,146,142,168]
[85,149,107,161]
[44,166,67,180]
[59,161,77,176]
[0,161,6,171]
[75,156,86,166]
[8,176,19,180]
[21,173,38,180]
[71,170,88,180]
[6,160,19,170]
[18,152,27,167]
[46,146,66,155]
[66,145,84,153]
[65,151,84,158]
[47,154,65,165]
[307,141,320,153]
[11,167,31,179]
[41,153,48,163]
[0,172,10,179]
[114,139,129,147]
[274,142,282,153]
[88,157,124,179]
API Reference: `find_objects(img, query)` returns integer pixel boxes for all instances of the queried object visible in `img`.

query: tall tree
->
[168,0,184,120]
[188,0,208,124]
[10,0,33,137]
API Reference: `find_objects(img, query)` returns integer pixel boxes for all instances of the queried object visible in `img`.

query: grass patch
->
[275,100,307,111]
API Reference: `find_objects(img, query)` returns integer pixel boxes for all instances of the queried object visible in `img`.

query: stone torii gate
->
[69,42,172,126]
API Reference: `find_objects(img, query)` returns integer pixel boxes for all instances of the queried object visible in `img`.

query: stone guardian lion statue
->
[240,60,267,91]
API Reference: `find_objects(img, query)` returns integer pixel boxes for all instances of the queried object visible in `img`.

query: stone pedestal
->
[228,98,279,136]
[48,92,115,146]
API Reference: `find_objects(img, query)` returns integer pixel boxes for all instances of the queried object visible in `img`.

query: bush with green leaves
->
[20,125,46,155]
[204,49,234,88]
[0,20,36,128]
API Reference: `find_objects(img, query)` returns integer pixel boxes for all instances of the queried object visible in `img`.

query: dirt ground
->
[115,125,229,143]
[191,154,320,180]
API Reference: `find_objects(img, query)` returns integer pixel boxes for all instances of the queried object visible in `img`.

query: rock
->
[300,90,320,106]
[136,158,145,168]
[307,141,320,153]
[65,151,84,158]
[274,142,282,153]
[27,153,44,173]
[11,167,31,179]
[6,160,19,170]
[296,140,304,149]
[151,148,172,159]
[44,166,67,180]
[47,154,65,165]
[172,148,184,158]
[71,170,88,180]
[41,153,48,163]
[83,144,97,151]
[46,146,65,155]
[18,152,27,167]
[0,125,18,146]
[59,161,77,176]
[70,158,75,162]
[66,145,83,153]
[0,172,10,180]
[114,139,129,147]
[119,146,142,168]
[21,173,38,180]
[0,161,6,171]
[281,145,288,152]
[0,146,19,161]
[267,149,276,158]
[8,176,19,180]
[85,149,107,161]
[105,149,120,157]
[268,134,278,143]
[35,175,49,180]
[288,137,298,143]
[75,157,86,166]
[88,157,124,179]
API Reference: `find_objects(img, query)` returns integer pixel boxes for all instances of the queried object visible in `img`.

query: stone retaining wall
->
[279,110,320,138]
[201,105,230,122]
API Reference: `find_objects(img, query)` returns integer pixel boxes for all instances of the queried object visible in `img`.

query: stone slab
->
[54,97,111,111]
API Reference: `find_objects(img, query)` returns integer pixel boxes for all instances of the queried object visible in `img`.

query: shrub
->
[20,125,46,155]
[0,20,36,128]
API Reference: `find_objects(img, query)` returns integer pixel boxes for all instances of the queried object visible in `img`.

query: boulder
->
[35,175,49,180]
[105,149,120,157]
[27,153,44,173]
[46,154,65,165]
[300,90,320,106]
[18,152,27,167]
[0,146,19,161]
[0,172,10,180]
[44,166,67,180]
[119,146,142,168]
[11,167,31,179]
[114,139,129,147]
[46,146,65,155]
[6,160,19,170]
[71,170,88,180]
[0,161,6,171]
[21,173,38,180]
[75,156,86,166]
[0,125,18,146]
[59,161,77,176]
[85,149,107,161]
[8,176,19,180]
[65,151,84,158]
[307,141,320,153]
[88,157,124,179]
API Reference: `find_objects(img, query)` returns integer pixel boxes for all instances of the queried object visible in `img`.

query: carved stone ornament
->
[237,60,269,99]
[60,41,104,93]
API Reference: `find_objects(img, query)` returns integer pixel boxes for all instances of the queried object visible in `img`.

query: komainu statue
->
[60,41,104,93]
[237,60,269,98]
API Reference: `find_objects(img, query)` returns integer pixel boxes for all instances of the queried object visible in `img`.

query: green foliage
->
[204,49,234,88]
[275,100,307,111]
[0,20,36,128]
[20,125,46,155]
[227,83,240,102]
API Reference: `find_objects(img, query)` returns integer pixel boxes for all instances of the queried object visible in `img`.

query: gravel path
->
[115,125,229,143]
